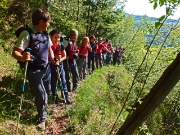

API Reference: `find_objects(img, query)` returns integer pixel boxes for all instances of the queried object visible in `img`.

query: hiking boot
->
[66,99,72,105]
[36,121,45,131]
[55,98,59,104]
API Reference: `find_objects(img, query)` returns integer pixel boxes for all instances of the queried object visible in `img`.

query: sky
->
[124,0,180,19]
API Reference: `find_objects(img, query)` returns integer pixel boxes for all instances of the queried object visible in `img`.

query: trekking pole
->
[55,66,67,107]
[16,48,31,134]
[55,66,71,125]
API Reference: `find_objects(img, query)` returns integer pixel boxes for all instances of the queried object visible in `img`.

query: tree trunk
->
[116,52,180,135]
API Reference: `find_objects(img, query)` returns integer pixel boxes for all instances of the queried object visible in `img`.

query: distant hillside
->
[130,15,178,46]
[132,15,178,26]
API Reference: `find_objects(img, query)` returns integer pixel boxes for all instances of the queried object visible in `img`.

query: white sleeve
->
[48,36,52,47]
[15,30,30,51]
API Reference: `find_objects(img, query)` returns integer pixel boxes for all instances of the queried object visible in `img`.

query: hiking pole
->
[16,48,31,134]
[55,66,67,107]
[55,65,72,127]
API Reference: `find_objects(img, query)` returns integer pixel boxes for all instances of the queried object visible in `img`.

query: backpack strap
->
[53,42,62,56]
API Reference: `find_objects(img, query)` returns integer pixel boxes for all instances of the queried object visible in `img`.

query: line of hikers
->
[12,8,125,131]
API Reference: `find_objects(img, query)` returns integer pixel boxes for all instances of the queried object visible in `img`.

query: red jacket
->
[96,43,104,54]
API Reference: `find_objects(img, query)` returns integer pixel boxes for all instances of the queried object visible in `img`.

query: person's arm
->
[12,48,31,62]
[111,47,115,53]
[49,47,55,64]
[102,45,111,53]
[12,30,31,62]
[87,45,92,52]
[60,50,66,62]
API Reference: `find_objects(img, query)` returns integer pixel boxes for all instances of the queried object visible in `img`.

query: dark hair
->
[49,29,61,37]
[32,8,51,25]
[90,35,95,39]
[105,38,109,42]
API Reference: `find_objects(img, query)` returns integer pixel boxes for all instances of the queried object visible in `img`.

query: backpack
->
[15,25,34,68]
[65,41,79,59]
[52,42,62,56]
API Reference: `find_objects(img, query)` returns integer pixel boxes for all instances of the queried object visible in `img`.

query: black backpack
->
[15,25,34,68]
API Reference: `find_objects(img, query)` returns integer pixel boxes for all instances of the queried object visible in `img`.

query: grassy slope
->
[0,47,39,134]
[71,65,133,134]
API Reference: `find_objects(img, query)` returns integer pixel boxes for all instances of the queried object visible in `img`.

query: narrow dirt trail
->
[44,92,77,135]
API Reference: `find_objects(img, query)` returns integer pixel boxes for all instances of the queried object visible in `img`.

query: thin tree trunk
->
[42,0,49,11]
[116,52,180,135]
[85,1,90,35]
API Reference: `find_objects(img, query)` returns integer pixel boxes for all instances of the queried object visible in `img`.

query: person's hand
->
[22,52,31,62]
[54,58,59,66]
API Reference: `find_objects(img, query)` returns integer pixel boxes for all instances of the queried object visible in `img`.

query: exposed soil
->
[44,92,77,135]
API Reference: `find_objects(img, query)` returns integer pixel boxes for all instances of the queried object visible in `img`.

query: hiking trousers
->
[88,55,95,72]
[27,65,51,122]
[95,53,103,69]
[106,54,112,65]
[50,64,69,99]
[78,57,87,79]
[64,59,79,91]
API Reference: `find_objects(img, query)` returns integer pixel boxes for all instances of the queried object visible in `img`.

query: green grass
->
[70,65,133,134]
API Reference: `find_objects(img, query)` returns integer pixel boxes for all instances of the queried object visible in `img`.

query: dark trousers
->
[51,64,69,99]
[106,54,112,65]
[95,53,103,69]
[113,56,121,65]
[63,59,79,91]
[27,65,51,122]
[88,55,95,72]
[78,57,87,79]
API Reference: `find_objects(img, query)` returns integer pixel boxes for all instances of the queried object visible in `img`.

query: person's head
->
[69,29,78,41]
[49,29,62,44]
[108,43,112,47]
[90,35,96,42]
[119,46,123,49]
[98,37,103,43]
[32,8,51,31]
[82,37,90,46]
[105,38,109,43]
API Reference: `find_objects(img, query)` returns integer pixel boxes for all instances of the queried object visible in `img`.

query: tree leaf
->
[155,21,161,29]
[153,2,158,9]
[158,15,165,22]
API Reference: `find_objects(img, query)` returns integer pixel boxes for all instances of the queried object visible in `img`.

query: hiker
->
[78,36,92,80]
[49,29,71,104]
[95,37,110,69]
[113,46,120,66]
[102,38,109,65]
[87,35,96,74]
[12,8,54,130]
[105,43,114,65]
[119,46,126,65]
[63,29,79,91]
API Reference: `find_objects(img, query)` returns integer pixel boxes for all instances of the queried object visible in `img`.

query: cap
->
[98,37,102,40]
[70,29,78,36]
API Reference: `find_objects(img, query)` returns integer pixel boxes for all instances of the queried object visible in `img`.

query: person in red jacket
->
[63,29,79,91]
[49,29,71,104]
[105,43,115,65]
[102,38,109,65]
[78,37,92,80]
[95,37,110,69]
